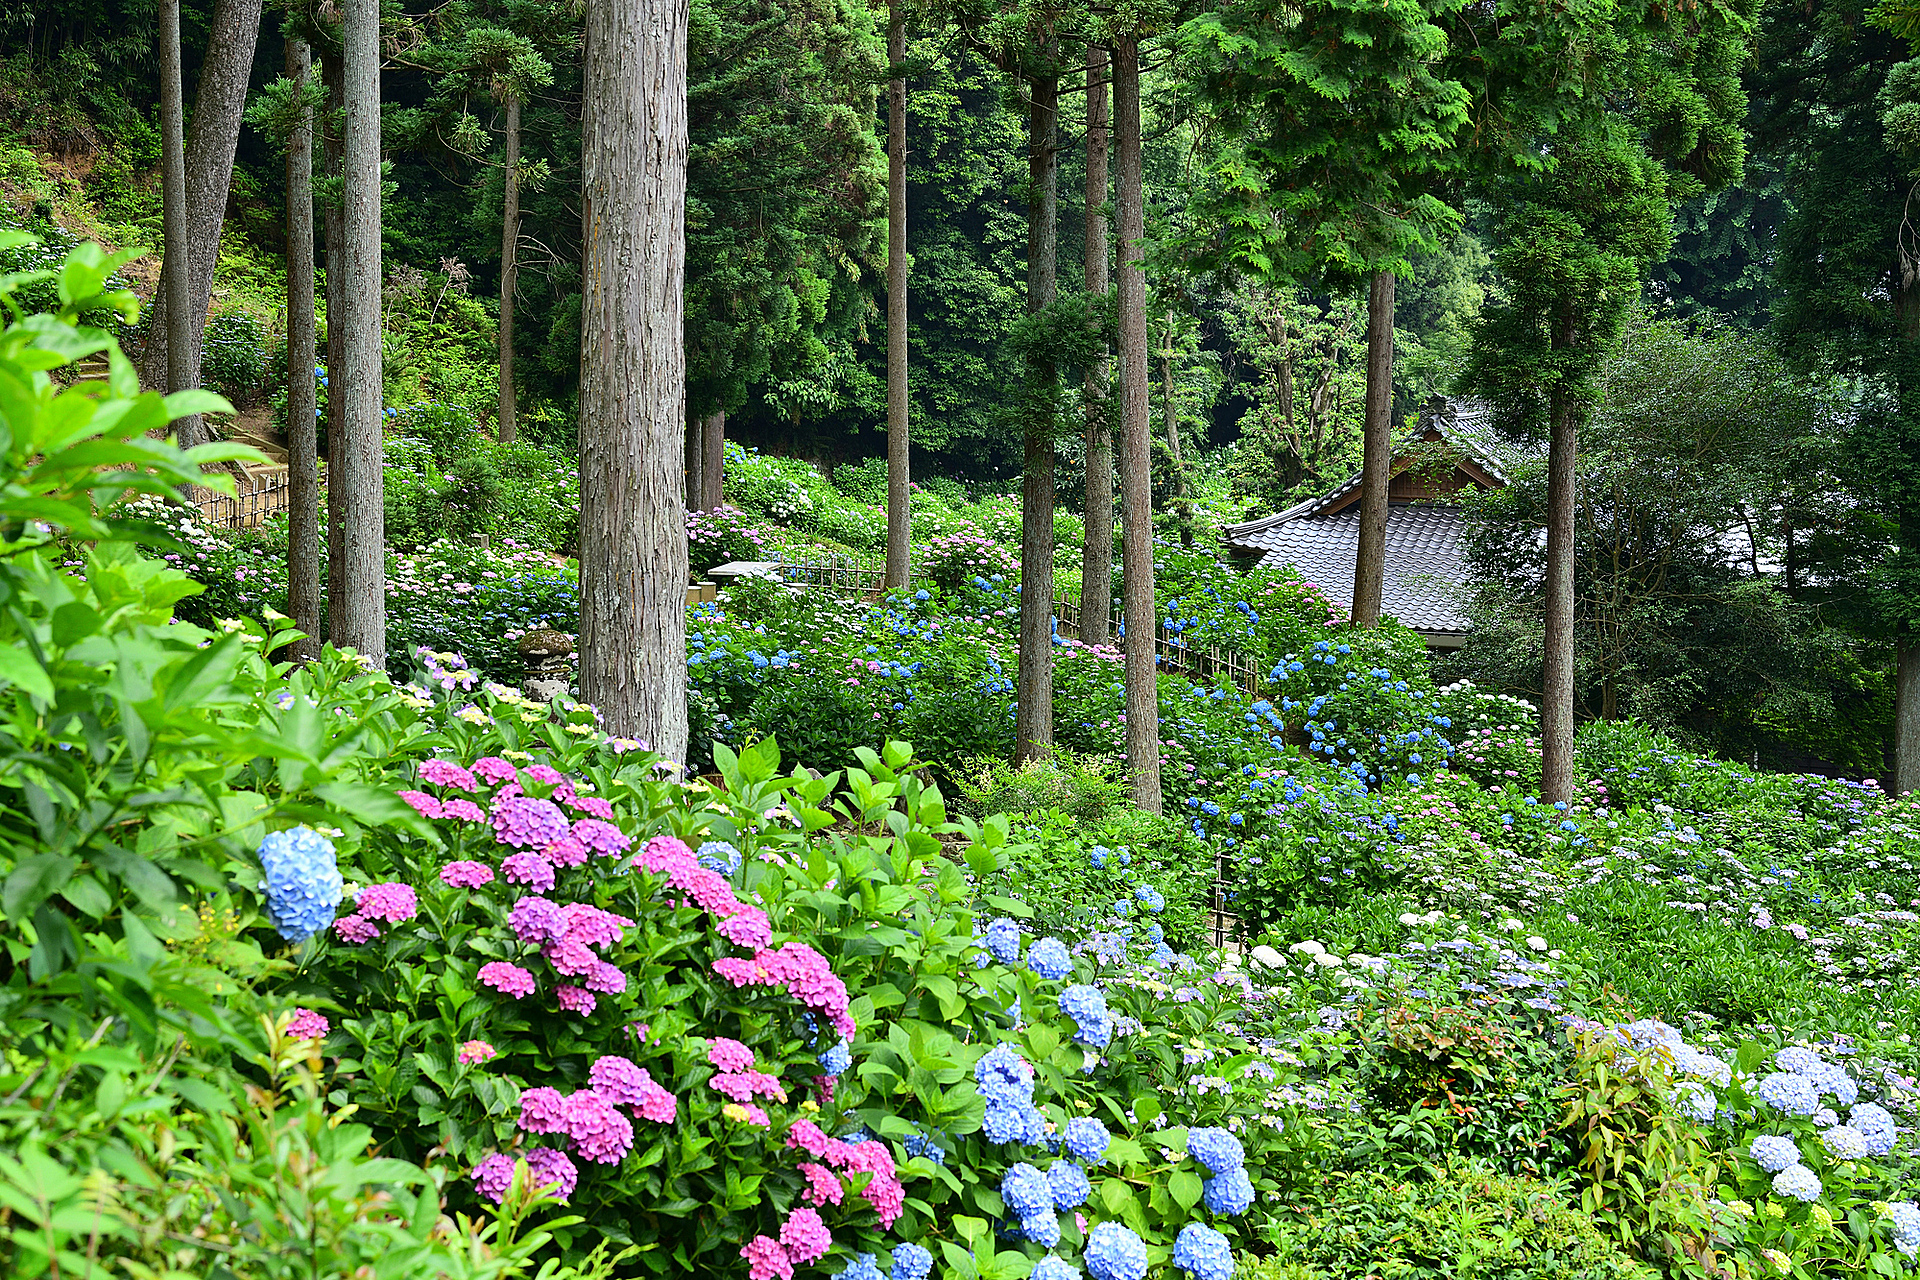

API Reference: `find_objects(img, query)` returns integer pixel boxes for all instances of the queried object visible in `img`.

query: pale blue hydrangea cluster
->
[1001,1162,1060,1244]
[984,916,1022,965]
[1064,1116,1111,1163]
[695,840,742,877]
[1171,1222,1233,1280]
[1059,985,1113,1049]
[1047,1159,1092,1208]
[1187,1126,1253,1215]
[258,827,343,942]
[1135,885,1166,912]
[976,1043,1045,1144]
[839,1255,881,1280]
[1034,1258,1082,1280]
[1773,1163,1823,1202]
[904,1129,946,1165]
[1851,1102,1898,1157]
[1028,937,1073,981]
[817,1039,851,1076]
[1756,1072,1821,1117]
[1890,1202,1920,1257]
[1750,1135,1800,1173]
[1084,1222,1149,1280]
[892,1243,933,1280]
[1822,1124,1869,1160]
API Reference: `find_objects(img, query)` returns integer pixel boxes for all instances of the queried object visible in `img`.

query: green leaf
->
[4,854,77,920]
[0,641,53,702]
[1170,1169,1204,1212]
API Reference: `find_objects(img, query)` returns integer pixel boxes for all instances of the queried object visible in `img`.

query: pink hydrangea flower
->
[863,1173,905,1227]
[587,1056,653,1106]
[473,756,519,785]
[478,962,536,998]
[710,1073,757,1103]
[458,1039,497,1064]
[713,957,763,986]
[518,1086,569,1134]
[563,792,616,820]
[742,1236,793,1280]
[470,1153,518,1203]
[799,1162,843,1206]
[716,905,772,950]
[523,763,567,787]
[285,1008,329,1039]
[736,1103,771,1127]
[441,798,487,823]
[635,1080,677,1123]
[502,852,556,892]
[557,985,596,1015]
[585,961,627,995]
[397,789,444,819]
[545,836,589,868]
[560,904,632,949]
[785,1119,831,1158]
[563,1090,634,1164]
[572,819,630,856]
[508,896,567,946]
[811,1075,836,1107]
[634,835,698,877]
[779,1206,831,1265]
[440,860,495,888]
[357,882,418,924]
[333,915,379,944]
[525,1146,578,1202]
[493,795,570,850]
[842,1141,894,1178]
[545,937,598,977]
[419,759,478,792]
[708,1038,755,1071]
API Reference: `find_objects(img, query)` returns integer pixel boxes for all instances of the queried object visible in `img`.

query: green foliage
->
[1249,1161,1655,1280]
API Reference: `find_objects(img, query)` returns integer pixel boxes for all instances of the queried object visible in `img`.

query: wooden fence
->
[186,468,292,529]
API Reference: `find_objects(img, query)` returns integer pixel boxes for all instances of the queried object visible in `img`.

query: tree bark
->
[285,36,321,664]
[158,0,202,449]
[1079,44,1112,645]
[1014,65,1059,765]
[1352,268,1394,629]
[684,413,703,509]
[1541,315,1579,805]
[579,0,691,762]
[323,52,346,635]
[1115,36,1160,814]
[701,409,725,511]
[1897,644,1920,794]
[141,0,266,413]
[498,96,522,445]
[883,1,911,590]
[333,0,386,665]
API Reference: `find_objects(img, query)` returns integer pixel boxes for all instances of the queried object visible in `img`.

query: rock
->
[517,629,574,661]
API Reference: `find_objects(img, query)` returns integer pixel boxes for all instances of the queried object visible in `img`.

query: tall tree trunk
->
[883,1,911,590]
[1541,315,1579,805]
[701,410,725,511]
[684,414,703,509]
[579,0,691,761]
[158,0,202,449]
[1014,65,1059,765]
[1897,643,1920,794]
[1352,268,1394,628]
[498,96,521,444]
[1079,44,1112,645]
[323,52,346,635]
[285,35,321,663]
[141,0,266,409]
[1163,309,1181,471]
[333,0,385,665]
[1115,36,1160,814]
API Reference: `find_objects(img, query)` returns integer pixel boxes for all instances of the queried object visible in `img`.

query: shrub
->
[396,400,485,466]
[201,307,273,400]
[921,524,1018,593]
[832,455,889,503]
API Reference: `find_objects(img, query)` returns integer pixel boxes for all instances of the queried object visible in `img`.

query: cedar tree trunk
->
[285,35,321,662]
[498,96,522,444]
[1115,35,1160,813]
[1014,66,1059,764]
[1541,313,1579,805]
[1079,44,1112,644]
[1352,268,1394,628]
[883,2,911,590]
[700,409,725,511]
[685,414,703,509]
[578,0,691,761]
[332,0,386,664]
[158,0,202,449]
[323,52,346,630]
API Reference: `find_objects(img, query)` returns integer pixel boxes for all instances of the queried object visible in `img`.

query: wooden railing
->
[186,468,292,529]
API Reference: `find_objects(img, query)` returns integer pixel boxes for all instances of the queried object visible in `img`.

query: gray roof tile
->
[1227,505,1473,634]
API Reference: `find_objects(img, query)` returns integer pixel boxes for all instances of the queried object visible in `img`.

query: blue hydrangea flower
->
[1090,845,1109,869]
[1020,1210,1061,1247]
[838,1254,883,1280]
[1002,1163,1052,1218]
[1034,1259,1083,1280]
[1085,1222,1150,1280]
[1135,885,1166,912]
[984,917,1022,965]
[1171,1223,1234,1280]
[904,1130,946,1165]
[1047,1159,1091,1208]
[258,827,342,942]
[695,840,742,876]
[1202,1166,1254,1215]
[1059,985,1112,1048]
[1851,1103,1897,1155]
[1772,1164,1822,1202]
[1890,1202,1920,1257]
[1064,1116,1110,1163]
[1145,923,1165,946]
[1186,1127,1244,1175]
[817,1039,851,1076]
[1822,1125,1869,1160]
[892,1243,933,1280]
[1756,1072,1820,1117]
[1028,937,1073,981]
[1750,1134,1799,1173]
[983,1099,1031,1144]
[1776,1046,1823,1075]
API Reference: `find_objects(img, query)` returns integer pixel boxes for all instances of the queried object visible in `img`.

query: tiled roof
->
[1225,504,1474,635]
